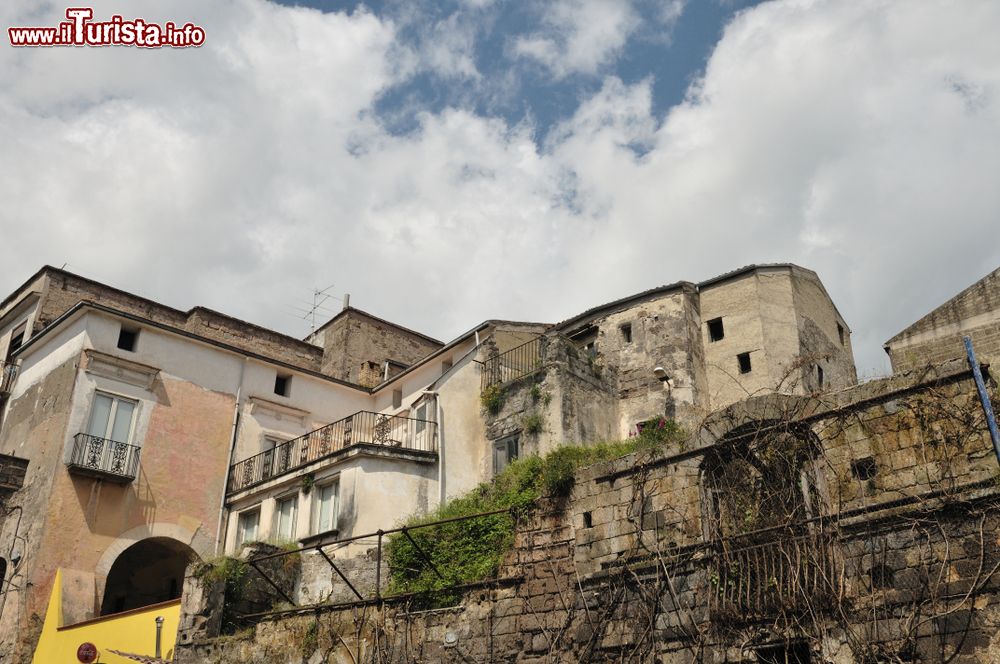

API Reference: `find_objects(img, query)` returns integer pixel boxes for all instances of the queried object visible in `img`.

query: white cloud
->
[1,0,999,379]
[510,0,642,78]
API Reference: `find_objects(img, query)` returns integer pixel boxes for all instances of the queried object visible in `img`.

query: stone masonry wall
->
[176,359,1000,663]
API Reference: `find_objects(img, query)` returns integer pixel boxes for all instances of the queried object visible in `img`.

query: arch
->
[95,521,205,581]
[700,418,823,540]
[100,537,195,615]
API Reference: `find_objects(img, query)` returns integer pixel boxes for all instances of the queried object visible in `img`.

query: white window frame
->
[312,479,340,535]
[236,507,260,546]
[86,391,139,444]
[273,493,298,542]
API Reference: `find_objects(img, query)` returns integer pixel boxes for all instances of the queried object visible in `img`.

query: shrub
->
[480,385,506,415]
[384,431,684,600]
[523,412,545,435]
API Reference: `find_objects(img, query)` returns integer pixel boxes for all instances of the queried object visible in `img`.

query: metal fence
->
[67,433,141,483]
[480,336,544,392]
[234,507,519,618]
[707,528,838,619]
[228,410,437,494]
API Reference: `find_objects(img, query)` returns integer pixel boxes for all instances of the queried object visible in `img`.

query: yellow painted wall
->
[32,569,180,664]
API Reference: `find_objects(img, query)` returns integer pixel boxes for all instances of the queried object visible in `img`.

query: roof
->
[553,281,695,332]
[885,265,1000,346]
[308,306,444,347]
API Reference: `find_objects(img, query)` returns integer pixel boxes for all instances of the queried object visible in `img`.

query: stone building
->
[175,356,1000,664]
[885,265,1000,372]
[0,262,854,661]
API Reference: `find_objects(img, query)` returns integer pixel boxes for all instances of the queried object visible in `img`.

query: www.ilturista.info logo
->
[8,8,205,48]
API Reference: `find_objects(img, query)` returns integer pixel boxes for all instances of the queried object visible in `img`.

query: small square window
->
[851,457,878,482]
[619,323,632,344]
[707,317,725,342]
[274,373,291,397]
[117,325,139,352]
[737,352,752,374]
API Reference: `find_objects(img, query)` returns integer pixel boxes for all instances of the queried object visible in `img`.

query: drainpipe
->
[214,357,249,555]
[155,615,164,658]
[964,337,1000,464]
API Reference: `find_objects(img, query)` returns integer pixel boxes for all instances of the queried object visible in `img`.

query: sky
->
[1,0,999,377]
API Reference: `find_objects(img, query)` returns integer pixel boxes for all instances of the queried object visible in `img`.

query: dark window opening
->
[707,317,725,342]
[0,557,6,585]
[870,562,894,589]
[392,389,402,409]
[756,642,811,664]
[117,325,139,352]
[737,352,752,374]
[6,321,27,360]
[274,373,291,397]
[582,512,592,529]
[620,323,632,344]
[816,365,824,387]
[837,322,845,346]
[851,457,878,482]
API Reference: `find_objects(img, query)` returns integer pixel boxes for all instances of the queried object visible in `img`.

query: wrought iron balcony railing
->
[707,528,838,621]
[228,410,437,494]
[67,433,141,483]
[1,360,18,397]
[481,336,543,392]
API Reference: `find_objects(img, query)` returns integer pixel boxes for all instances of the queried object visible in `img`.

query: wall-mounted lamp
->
[652,367,669,381]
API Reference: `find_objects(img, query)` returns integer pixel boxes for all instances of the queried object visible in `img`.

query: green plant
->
[301,619,319,660]
[523,412,545,435]
[193,556,250,634]
[633,417,684,449]
[300,473,314,494]
[480,384,506,415]
[384,438,661,601]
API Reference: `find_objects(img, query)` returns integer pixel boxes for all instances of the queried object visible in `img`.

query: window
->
[236,508,260,546]
[737,352,752,374]
[6,321,26,360]
[619,323,632,344]
[392,389,402,409]
[274,373,291,397]
[816,365,824,388]
[87,392,137,443]
[415,402,428,434]
[0,557,6,586]
[313,480,339,534]
[756,642,810,664]
[836,322,845,346]
[274,494,298,542]
[493,435,519,474]
[707,317,725,342]
[851,457,878,482]
[117,325,139,352]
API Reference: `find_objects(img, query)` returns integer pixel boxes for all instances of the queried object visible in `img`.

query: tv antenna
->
[304,284,338,334]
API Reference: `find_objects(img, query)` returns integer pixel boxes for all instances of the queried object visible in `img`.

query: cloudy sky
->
[2,0,998,376]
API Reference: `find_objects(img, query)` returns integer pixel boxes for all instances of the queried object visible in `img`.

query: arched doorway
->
[100,537,195,615]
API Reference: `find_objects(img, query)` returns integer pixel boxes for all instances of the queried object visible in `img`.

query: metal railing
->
[232,507,521,619]
[481,336,544,392]
[0,360,18,397]
[707,528,837,620]
[67,433,141,483]
[228,410,437,494]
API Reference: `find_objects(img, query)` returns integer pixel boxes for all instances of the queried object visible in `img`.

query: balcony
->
[707,528,838,621]
[480,336,543,392]
[228,410,437,494]
[67,434,141,483]
[1,360,18,398]
[0,453,28,493]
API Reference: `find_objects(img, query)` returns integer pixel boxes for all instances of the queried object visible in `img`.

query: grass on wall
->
[385,418,684,598]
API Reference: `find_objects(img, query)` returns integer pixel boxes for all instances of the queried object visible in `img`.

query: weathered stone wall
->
[886,266,1000,373]
[313,309,442,386]
[176,359,1000,663]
